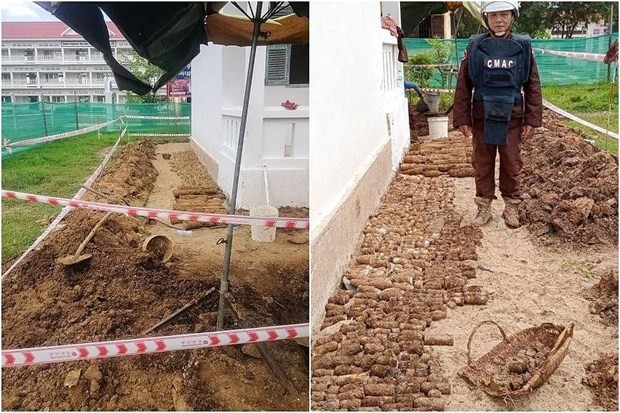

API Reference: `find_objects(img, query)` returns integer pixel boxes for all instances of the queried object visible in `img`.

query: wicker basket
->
[459,321,575,397]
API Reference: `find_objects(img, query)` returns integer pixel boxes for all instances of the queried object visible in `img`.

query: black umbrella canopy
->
[36,2,309,95]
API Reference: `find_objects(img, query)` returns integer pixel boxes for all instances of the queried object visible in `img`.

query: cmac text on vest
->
[485,58,515,69]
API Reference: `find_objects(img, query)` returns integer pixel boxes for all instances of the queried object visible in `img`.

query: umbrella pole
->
[217,2,263,330]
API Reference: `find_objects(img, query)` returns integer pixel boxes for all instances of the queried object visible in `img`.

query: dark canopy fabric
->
[400,2,448,33]
[36,2,309,95]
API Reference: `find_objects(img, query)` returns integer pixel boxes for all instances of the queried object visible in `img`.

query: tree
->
[119,50,166,103]
[545,2,610,39]
[512,2,552,38]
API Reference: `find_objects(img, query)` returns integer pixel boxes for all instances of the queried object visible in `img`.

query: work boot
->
[502,197,521,228]
[471,197,492,226]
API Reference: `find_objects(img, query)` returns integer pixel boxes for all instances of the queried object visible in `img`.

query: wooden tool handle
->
[74,211,113,256]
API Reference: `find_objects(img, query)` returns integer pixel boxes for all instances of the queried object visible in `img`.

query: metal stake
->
[217,1,264,330]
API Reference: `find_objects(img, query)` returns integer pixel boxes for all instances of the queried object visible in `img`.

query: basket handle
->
[466,320,508,367]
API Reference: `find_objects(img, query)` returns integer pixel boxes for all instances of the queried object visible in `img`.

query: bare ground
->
[2,141,309,411]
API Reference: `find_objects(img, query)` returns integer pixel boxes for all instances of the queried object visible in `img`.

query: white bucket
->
[250,205,279,242]
[424,92,441,114]
[428,116,449,139]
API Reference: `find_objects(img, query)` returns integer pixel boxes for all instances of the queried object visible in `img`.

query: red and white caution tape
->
[124,115,190,120]
[406,64,456,68]
[2,128,127,281]
[417,87,455,94]
[534,47,606,62]
[2,323,308,367]
[4,118,121,148]
[543,99,618,139]
[2,190,310,229]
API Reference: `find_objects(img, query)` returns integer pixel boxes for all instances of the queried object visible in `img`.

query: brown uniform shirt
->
[453,36,543,129]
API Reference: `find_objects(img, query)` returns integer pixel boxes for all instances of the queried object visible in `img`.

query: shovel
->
[56,211,113,266]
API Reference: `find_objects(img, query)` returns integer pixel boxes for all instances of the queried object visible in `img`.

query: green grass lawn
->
[542,81,618,154]
[2,131,123,262]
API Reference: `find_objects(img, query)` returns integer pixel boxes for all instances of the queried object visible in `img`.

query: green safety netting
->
[404,33,619,88]
[1,102,191,146]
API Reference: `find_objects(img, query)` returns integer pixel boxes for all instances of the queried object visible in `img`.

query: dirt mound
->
[312,175,483,411]
[400,134,474,178]
[520,114,618,247]
[584,271,619,327]
[582,354,618,411]
[86,140,158,204]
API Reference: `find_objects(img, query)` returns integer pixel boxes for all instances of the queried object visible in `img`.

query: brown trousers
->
[471,120,523,200]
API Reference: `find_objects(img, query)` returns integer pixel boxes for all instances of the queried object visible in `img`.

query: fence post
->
[40,87,49,136]
[74,91,79,130]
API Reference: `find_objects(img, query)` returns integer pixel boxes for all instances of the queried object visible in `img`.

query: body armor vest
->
[467,33,532,145]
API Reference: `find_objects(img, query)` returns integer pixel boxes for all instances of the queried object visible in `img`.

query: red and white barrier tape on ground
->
[543,99,618,139]
[1,128,127,281]
[4,118,121,150]
[124,115,190,120]
[2,323,309,367]
[2,190,310,229]
[534,47,606,62]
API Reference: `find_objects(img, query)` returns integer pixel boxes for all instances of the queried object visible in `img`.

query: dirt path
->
[425,178,618,411]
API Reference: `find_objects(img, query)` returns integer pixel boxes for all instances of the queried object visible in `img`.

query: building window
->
[52,96,65,103]
[264,44,309,86]
[2,96,11,103]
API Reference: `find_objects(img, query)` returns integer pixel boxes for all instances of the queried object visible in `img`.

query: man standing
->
[453,0,542,228]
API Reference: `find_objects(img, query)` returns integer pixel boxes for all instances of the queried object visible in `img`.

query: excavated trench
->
[2,140,309,411]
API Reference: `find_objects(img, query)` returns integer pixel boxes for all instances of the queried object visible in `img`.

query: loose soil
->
[582,354,619,411]
[313,107,617,411]
[2,141,309,411]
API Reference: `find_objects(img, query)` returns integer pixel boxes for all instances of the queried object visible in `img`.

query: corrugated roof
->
[2,21,123,40]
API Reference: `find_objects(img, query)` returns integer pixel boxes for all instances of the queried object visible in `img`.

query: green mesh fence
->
[1,102,191,144]
[404,33,619,88]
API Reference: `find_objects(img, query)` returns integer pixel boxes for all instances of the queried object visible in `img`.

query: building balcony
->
[39,55,64,62]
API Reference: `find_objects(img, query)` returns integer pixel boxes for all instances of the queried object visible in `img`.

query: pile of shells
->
[312,174,484,411]
[400,135,474,178]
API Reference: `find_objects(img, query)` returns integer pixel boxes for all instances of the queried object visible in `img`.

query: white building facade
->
[1,22,132,103]
[190,4,309,209]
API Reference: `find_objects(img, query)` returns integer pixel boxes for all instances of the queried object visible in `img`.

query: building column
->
[443,12,452,39]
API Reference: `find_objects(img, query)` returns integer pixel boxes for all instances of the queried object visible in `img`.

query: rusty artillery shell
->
[339,399,362,410]
[413,397,444,410]
[334,365,364,375]
[427,389,442,398]
[337,388,364,400]
[420,381,436,394]
[312,369,334,377]
[364,383,396,396]
[362,396,394,407]
[314,341,339,355]
[436,382,451,395]
[423,334,454,346]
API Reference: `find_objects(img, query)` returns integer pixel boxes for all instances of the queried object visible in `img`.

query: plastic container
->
[250,205,279,242]
[428,116,449,139]
[423,92,441,114]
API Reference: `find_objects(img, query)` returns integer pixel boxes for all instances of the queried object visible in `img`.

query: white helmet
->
[481,0,519,17]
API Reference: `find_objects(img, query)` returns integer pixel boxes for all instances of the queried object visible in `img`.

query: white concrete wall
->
[310,1,409,332]
[191,2,309,209]
[190,43,223,178]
